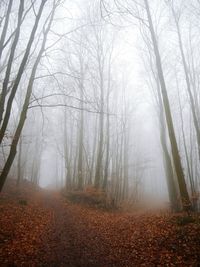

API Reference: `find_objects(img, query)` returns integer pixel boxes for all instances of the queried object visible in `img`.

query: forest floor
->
[0,180,200,267]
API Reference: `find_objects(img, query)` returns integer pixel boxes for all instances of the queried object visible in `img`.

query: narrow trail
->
[39,191,200,267]
[40,192,113,267]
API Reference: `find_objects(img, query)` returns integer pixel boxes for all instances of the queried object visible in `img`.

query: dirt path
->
[40,192,200,267]
[41,192,112,267]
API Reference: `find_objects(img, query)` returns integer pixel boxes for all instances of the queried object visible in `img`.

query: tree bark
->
[144,0,191,210]
[0,0,47,145]
[0,0,24,126]
[0,0,13,61]
[172,8,200,162]
[0,0,53,191]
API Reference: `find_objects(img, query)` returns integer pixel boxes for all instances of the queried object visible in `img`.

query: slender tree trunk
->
[17,136,23,186]
[122,125,129,201]
[0,0,47,145]
[103,90,110,190]
[156,78,179,211]
[94,77,104,188]
[172,8,200,162]
[77,74,84,190]
[0,0,13,61]
[144,0,191,210]
[0,1,53,191]
[177,85,196,209]
[64,107,72,190]
[89,115,98,185]
[0,0,24,126]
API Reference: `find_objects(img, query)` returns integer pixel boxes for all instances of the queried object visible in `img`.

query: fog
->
[0,0,200,211]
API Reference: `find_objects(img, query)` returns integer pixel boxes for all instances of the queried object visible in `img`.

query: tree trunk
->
[0,0,13,61]
[0,0,47,145]
[0,0,24,126]
[144,0,191,210]
[17,136,23,186]
[94,72,104,188]
[172,8,200,162]
[77,74,84,190]
[0,0,52,191]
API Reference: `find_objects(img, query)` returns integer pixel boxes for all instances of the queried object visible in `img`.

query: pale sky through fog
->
[35,0,169,200]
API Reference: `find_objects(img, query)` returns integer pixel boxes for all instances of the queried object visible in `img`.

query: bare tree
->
[0,0,58,191]
[143,0,191,210]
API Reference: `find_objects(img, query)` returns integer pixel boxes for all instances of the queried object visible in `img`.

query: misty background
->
[1,0,200,210]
